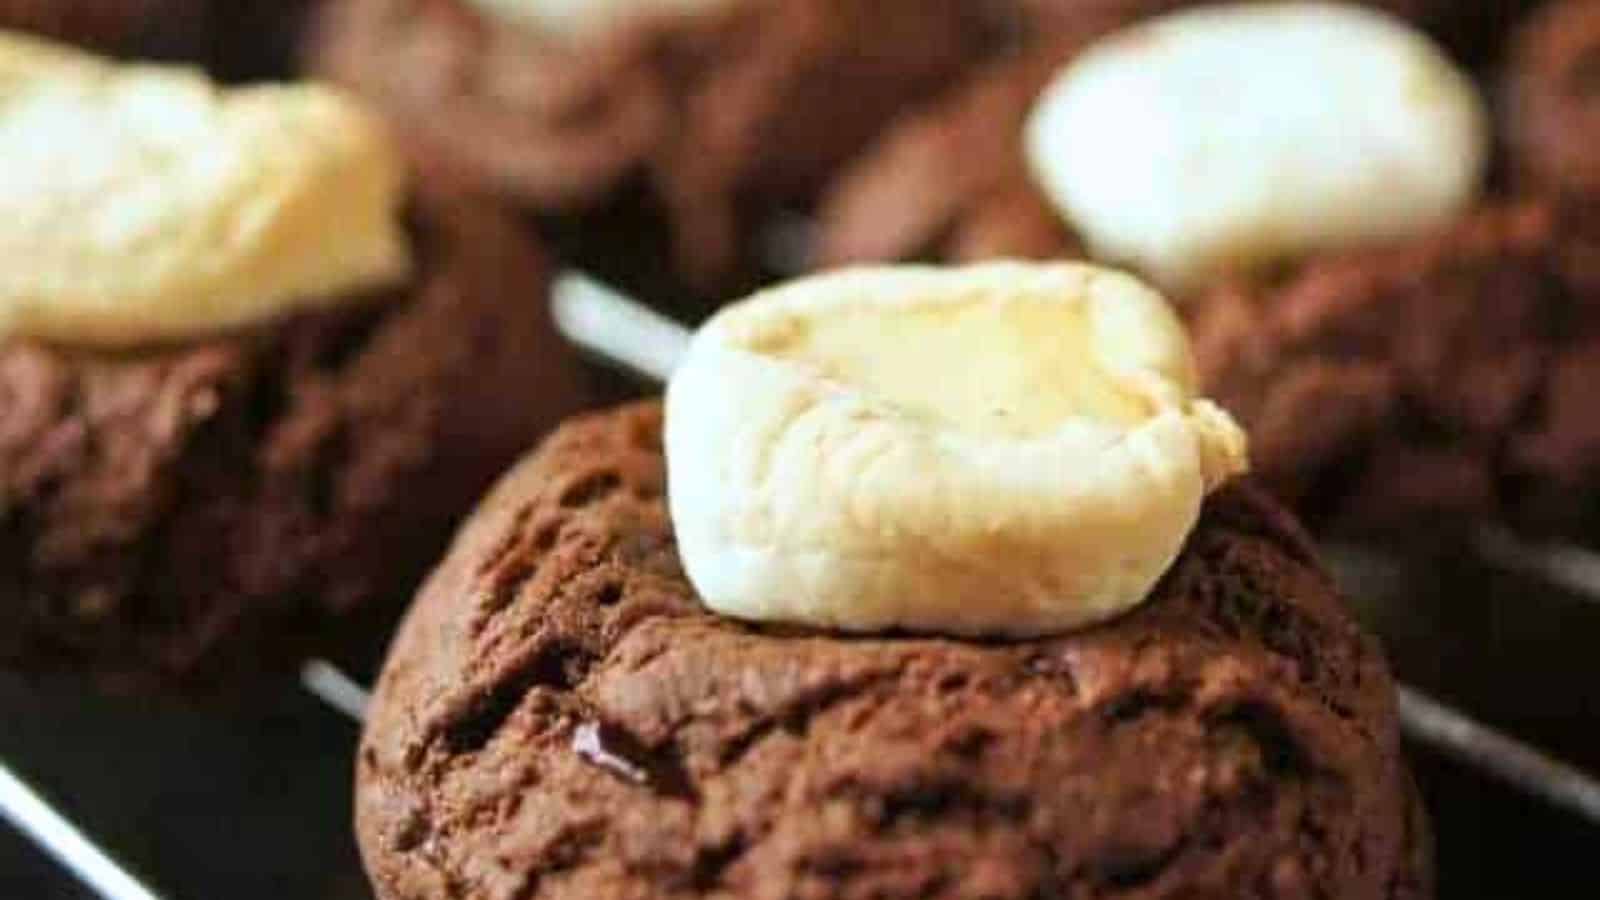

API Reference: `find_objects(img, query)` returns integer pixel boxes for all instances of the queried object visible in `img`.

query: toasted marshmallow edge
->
[0,32,411,348]
[1023,2,1488,290]
[466,0,742,41]
[665,263,1250,638]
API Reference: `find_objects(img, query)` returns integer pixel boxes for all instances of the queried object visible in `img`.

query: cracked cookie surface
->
[356,402,1430,900]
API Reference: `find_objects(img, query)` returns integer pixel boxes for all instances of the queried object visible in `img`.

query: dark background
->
[0,674,369,900]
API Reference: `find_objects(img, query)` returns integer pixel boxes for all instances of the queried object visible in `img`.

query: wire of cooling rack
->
[0,759,166,900]
[301,658,372,722]
[551,272,693,383]
[1474,526,1600,607]
[1399,687,1600,823]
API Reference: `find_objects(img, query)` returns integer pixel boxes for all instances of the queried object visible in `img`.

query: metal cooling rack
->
[6,272,1600,899]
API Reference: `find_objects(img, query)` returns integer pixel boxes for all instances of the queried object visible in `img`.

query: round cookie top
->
[356,402,1429,900]
[0,31,410,348]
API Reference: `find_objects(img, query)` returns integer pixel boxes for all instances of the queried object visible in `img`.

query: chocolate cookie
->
[1507,0,1600,198]
[1189,202,1600,538]
[311,0,1010,302]
[0,1,315,76]
[816,38,1086,269]
[819,0,1490,271]
[0,0,201,56]
[0,186,591,693]
[355,402,1430,900]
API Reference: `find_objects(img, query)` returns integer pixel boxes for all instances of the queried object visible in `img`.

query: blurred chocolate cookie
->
[0,0,203,56]
[0,186,592,693]
[819,2,1486,278]
[816,38,1087,268]
[311,0,1011,304]
[1189,202,1600,539]
[0,38,592,692]
[0,1,317,76]
[1507,0,1600,198]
